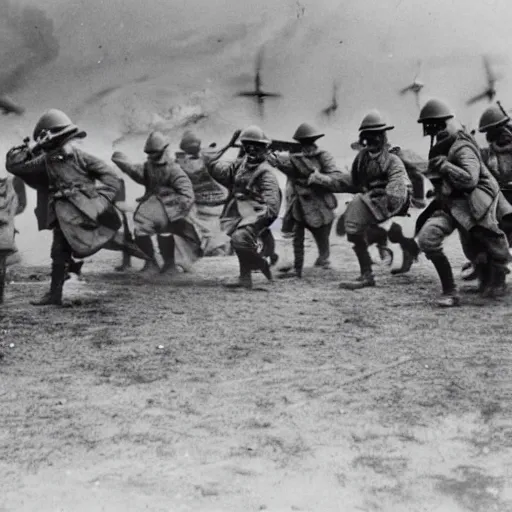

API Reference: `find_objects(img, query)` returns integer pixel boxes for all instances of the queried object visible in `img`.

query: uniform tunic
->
[206,156,281,253]
[6,145,121,260]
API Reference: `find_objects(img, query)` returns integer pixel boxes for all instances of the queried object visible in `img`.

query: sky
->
[2,0,512,160]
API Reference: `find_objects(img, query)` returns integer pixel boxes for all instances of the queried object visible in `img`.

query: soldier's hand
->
[429,155,447,172]
[111,151,126,163]
[307,171,323,186]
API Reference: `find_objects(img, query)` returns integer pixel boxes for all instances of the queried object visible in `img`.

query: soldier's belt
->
[51,184,91,198]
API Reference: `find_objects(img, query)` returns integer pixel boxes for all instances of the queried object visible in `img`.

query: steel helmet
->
[144,131,169,153]
[179,130,201,152]
[478,104,510,132]
[358,110,394,132]
[33,109,86,142]
[292,122,324,141]
[239,125,270,145]
[417,99,454,124]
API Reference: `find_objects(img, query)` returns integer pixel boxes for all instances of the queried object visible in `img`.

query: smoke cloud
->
[0,0,59,93]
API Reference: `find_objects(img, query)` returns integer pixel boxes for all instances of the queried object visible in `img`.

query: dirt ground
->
[1,223,512,512]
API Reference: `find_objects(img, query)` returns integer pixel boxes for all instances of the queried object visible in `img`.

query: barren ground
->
[1,221,512,512]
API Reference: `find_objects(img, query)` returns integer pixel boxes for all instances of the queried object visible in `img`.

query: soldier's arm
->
[312,151,352,192]
[111,151,146,185]
[5,146,46,179]
[385,155,411,211]
[441,146,480,191]
[205,158,236,189]
[80,150,121,202]
[167,164,195,210]
[12,176,27,215]
[257,170,282,219]
[267,152,296,177]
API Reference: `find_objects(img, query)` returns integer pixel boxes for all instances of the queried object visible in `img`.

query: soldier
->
[177,130,230,256]
[0,174,26,304]
[477,104,512,238]
[112,131,205,274]
[459,104,512,283]
[205,125,281,289]
[268,122,345,278]
[415,99,510,306]
[338,111,412,289]
[5,109,122,306]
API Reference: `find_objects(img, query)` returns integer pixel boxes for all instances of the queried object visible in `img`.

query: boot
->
[135,236,159,272]
[338,243,375,290]
[31,262,66,306]
[157,235,177,274]
[461,261,478,281]
[0,255,6,304]
[68,259,84,276]
[224,251,253,289]
[427,252,460,307]
[115,251,131,272]
[481,264,508,298]
[279,225,304,279]
[388,223,419,275]
[312,223,332,269]
[246,250,273,282]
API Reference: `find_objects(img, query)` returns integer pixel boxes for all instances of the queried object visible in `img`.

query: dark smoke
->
[0,1,59,93]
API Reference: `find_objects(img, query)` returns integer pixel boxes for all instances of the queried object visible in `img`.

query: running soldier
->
[205,126,281,289]
[268,122,345,278]
[112,131,205,274]
[6,109,122,306]
[416,99,510,306]
[338,111,412,289]
[177,130,230,256]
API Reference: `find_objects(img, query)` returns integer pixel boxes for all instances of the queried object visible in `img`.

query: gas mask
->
[241,141,268,163]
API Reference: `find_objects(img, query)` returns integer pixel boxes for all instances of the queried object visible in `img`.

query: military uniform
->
[177,131,230,256]
[269,123,345,277]
[339,111,412,289]
[206,126,282,289]
[112,132,204,274]
[416,99,510,306]
[0,176,26,303]
[6,109,122,305]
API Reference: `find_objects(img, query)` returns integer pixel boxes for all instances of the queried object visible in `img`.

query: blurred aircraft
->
[235,47,282,118]
[466,55,501,106]
[0,94,25,115]
[321,80,339,117]
[399,60,424,109]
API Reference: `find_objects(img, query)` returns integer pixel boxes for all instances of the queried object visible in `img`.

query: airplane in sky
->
[399,60,424,109]
[467,55,500,106]
[235,47,282,118]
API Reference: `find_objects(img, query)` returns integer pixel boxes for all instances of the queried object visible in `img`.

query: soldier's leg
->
[458,229,489,291]
[278,222,305,279]
[338,197,376,289]
[225,225,272,288]
[260,228,278,266]
[157,234,176,274]
[311,221,332,268]
[224,227,254,289]
[133,210,160,272]
[0,253,6,304]
[31,226,71,306]
[115,211,132,271]
[471,226,510,298]
[387,222,420,275]
[365,224,393,266]
[417,213,459,307]
[409,170,426,208]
